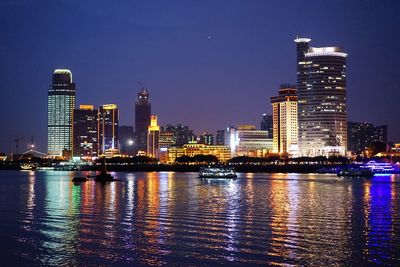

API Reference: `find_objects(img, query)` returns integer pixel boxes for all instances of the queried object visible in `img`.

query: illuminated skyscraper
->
[295,37,347,157]
[73,105,98,158]
[271,85,298,157]
[199,132,214,145]
[98,104,119,156]
[135,88,151,152]
[47,69,76,156]
[147,115,160,158]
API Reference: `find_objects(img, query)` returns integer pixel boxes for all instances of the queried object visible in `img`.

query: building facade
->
[73,105,98,158]
[47,69,76,156]
[216,130,225,145]
[347,122,388,154]
[260,113,273,139]
[199,132,214,145]
[167,143,231,163]
[271,86,298,157]
[98,104,119,156]
[147,115,160,159]
[225,125,273,157]
[161,124,196,146]
[295,37,347,157]
[135,88,151,152]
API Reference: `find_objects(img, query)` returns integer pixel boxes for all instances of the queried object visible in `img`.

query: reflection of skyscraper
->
[271,85,298,156]
[135,88,151,152]
[47,69,76,156]
[147,115,160,158]
[73,105,98,158]
[98,104,119,156]
[295,37,347,157]
[260,113,273,138]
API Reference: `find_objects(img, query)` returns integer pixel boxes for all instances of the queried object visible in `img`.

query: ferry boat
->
[20,163,37,171]
[199,166,237,179]
[337,167,374,178]
[362,161,395,173]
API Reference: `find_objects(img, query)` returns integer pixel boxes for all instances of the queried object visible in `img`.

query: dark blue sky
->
[1,0,399,153]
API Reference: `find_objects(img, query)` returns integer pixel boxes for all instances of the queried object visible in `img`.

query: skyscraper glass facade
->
[47,69,76,156]
[295,38,347,157]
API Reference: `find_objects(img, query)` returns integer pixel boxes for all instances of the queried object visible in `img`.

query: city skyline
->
[1,1,400,152]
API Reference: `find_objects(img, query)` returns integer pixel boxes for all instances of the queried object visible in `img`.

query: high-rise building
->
[260,114,273,139]
[119,126,135,155]
[199,132,214,145]
[73,105,98,158]
[161,124,196,146]
[98,104,119,156]
[147,115,160,158]
[216,130,225,145]
[47,69,76,156]
[135,88,151,152]
[295,37,347,157]
[347,122,374,153]
[374,125,388,144]
[271,86,298,157]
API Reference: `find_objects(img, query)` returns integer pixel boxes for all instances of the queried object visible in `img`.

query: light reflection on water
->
[0,171,399,265]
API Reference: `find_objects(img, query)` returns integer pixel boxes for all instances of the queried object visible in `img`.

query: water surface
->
[0,171,399,266]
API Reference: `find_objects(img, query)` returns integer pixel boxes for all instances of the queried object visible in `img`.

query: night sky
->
[1,0,400,153]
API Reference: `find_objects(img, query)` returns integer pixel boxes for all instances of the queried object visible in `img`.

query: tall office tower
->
[47,69,76,157]
[199,132,214,145]
[73,105,98,158]
[147,115,160,158]
[347,122,375,153]
[135,88,151,152]
[374,125,388,144]
[271,86,298,157]
[98,104,119,156]
[216,130,225,145]
[295,37,348,157]
[119,126,135,155]
[260,113,273,138]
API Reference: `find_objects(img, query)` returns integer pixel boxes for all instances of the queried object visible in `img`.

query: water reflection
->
[0,171,398,265]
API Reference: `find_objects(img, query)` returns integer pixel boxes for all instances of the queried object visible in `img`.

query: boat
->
[362,161,396,173]
[72,176,87,182]
[337,168,374,178]
[20,163,37,171]
[95,157,114,182]
[199,166,237,179]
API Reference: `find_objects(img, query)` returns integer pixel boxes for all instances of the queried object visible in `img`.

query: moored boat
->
[199,166,237,179]
[337,168,374,178]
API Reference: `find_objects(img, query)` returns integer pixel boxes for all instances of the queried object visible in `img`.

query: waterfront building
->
[216,130,225,145]
[73,105,98,158]
[199,132,214,145]
[347,122,375,153]
[98,104,119,156]
[271,85,298,157]
[135,88,151,152]
[260,113,273,139]
[147,115,160,159]
[159,131,175,149]
[119,126,135,155]
[161,124,196,146]
[374,125,388,144]
[295,37,347,157]
[167,143,231,163]
[225,125,273,157]
[47,69,76,157]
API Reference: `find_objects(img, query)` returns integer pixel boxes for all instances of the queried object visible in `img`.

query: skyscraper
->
[295,37,347,157]
[98,104,119,156]
[216,130,225,145]
[147,115,160,158]
[47,69,76,156]
[73,105,98,158]
[199,132,214,145]
[271,85,298,157]
[135,88,151,152]
[260,113,273,138]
